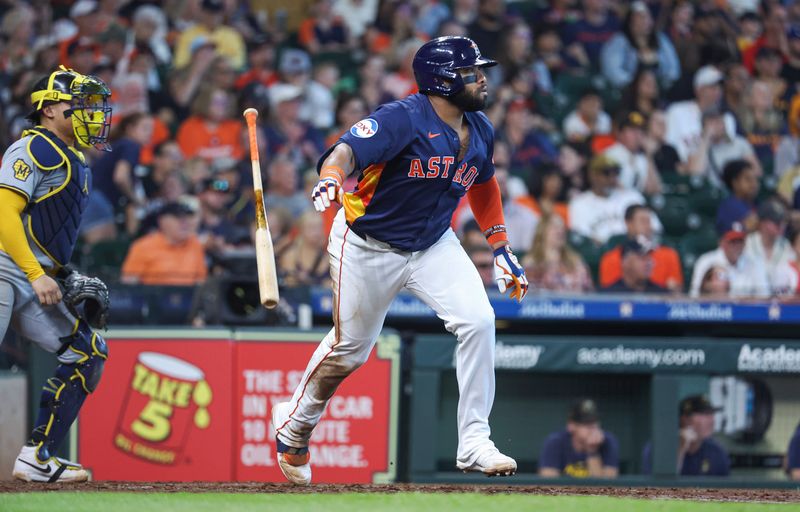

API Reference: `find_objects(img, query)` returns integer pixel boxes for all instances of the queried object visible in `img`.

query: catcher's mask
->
[28,65,113,151]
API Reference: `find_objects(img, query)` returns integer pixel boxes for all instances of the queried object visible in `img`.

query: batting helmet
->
[28,65,113,151]
[412,36,497,97]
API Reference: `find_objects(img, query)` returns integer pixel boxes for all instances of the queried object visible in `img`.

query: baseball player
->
[272,36,529,485]
[0,66,112,482]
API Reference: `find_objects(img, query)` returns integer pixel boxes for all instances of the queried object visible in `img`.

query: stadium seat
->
[688,182,725,217]
[569,232,604,282]
[83,238,131,282]
[652,195,692,236]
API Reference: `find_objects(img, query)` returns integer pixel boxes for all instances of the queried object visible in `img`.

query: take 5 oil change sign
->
[78,332,234,481]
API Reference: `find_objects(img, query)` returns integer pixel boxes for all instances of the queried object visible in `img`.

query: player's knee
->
[57,320,108,393]
[460,307,495,339]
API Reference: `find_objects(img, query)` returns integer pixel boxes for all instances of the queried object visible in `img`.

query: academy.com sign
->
[577,345,706,369]
[737,344,800,373]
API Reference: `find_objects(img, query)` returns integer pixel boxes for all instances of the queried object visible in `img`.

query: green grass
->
[0,493,796,512]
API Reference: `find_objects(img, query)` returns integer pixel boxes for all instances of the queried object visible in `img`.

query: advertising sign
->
[233,332,399,483]
[79,333,234,481]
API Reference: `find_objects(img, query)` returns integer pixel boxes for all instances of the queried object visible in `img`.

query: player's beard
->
[448,88,486,112]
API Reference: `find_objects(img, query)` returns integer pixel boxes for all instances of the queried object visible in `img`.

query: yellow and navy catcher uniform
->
[0,66,112,482]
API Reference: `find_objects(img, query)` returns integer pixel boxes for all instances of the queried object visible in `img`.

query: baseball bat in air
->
[243,108,280,309]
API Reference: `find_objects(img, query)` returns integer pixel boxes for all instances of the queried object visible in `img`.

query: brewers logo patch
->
[13,159,31,181]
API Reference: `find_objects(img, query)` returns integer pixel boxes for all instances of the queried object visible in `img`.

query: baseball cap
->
[201,0,225,12]
[621,236,654,256]
[589,154,621,176]
[159,201,196,217]
[789,25,800,41]
[680,395,720,416]
[70,0,98,18]
[279,48,312,75]
[758,199,788,224]
[569,399,600,425]
[269,83,303,108]
[693,65,723,89]
[719,220,746,242]
[619,110,647,130]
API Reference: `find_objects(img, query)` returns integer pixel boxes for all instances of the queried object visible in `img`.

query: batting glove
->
[312,177,343,212]
[493,245,528,302]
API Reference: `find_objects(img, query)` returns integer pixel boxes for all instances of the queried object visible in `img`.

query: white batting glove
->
[493,246,528,302]
[312,177,343,212]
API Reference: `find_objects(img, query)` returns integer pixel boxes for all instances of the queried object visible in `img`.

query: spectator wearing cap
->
[58,1,101,70]
[264,82,326,169]
[562,88,612,143]
[665,65,738,164]
[235,35,278,90]
[523,214,593,293]
[687,106,761,189]
[737,11,763,55]
[274,48,336,130]
[599,204,683,292]
[601,237,668,294]
[121,201,208,286]
[742,4,790,73]
[745,198,794,293]
[173,0,246,70]
[538,399,620,478]
[197,177,244,254]
[603,111,662,196]
[690,220,770,298]
[642,395,730,476]
[559,0,620,70]
[569,155,659,245]
[599,1,679,89]
[787,421,800,480]
[298,0,351,54]
[176,86,245,162]
[716,160,760,235]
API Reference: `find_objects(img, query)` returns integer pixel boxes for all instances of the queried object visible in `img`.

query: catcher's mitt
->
[59,269,110,330]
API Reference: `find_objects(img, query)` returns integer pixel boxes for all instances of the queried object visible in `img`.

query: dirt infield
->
[1,482,799,502]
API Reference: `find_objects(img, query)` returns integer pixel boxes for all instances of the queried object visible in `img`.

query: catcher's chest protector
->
[24,127,90,266]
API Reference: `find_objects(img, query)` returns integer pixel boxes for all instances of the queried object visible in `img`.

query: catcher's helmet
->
[412,36,497,97]
[28,65,113,151]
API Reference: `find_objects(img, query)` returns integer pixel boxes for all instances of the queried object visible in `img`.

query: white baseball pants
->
[277,209,498,467]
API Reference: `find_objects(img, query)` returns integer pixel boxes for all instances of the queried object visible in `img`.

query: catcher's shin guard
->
[29,320,108,460]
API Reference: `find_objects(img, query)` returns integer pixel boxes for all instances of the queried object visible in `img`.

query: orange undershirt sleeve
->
[466,176,509,246]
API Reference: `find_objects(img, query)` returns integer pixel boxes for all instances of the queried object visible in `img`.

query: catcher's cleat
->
[12,446,90,483]
[272,402,312,485]
[457,447,517,477]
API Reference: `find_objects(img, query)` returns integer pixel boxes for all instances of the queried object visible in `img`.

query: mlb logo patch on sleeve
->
[13,159,31,181]
[350,118,379,138]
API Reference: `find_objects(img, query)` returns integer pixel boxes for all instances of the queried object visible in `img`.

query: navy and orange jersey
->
[318,93,495,252]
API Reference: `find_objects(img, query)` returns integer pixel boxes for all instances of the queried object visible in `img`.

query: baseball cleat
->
[12,446,90,483]
[458,447,517,477]
[272,402,312,485]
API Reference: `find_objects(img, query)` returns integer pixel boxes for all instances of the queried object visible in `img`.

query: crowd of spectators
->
[4,0,800,302]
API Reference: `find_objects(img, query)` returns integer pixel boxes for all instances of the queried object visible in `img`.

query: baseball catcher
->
[0,66,112,482]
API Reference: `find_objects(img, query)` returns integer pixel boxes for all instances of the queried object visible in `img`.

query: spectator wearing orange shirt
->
[176,86,244,162]
[121,202,208,286]
[599,204,683,292]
